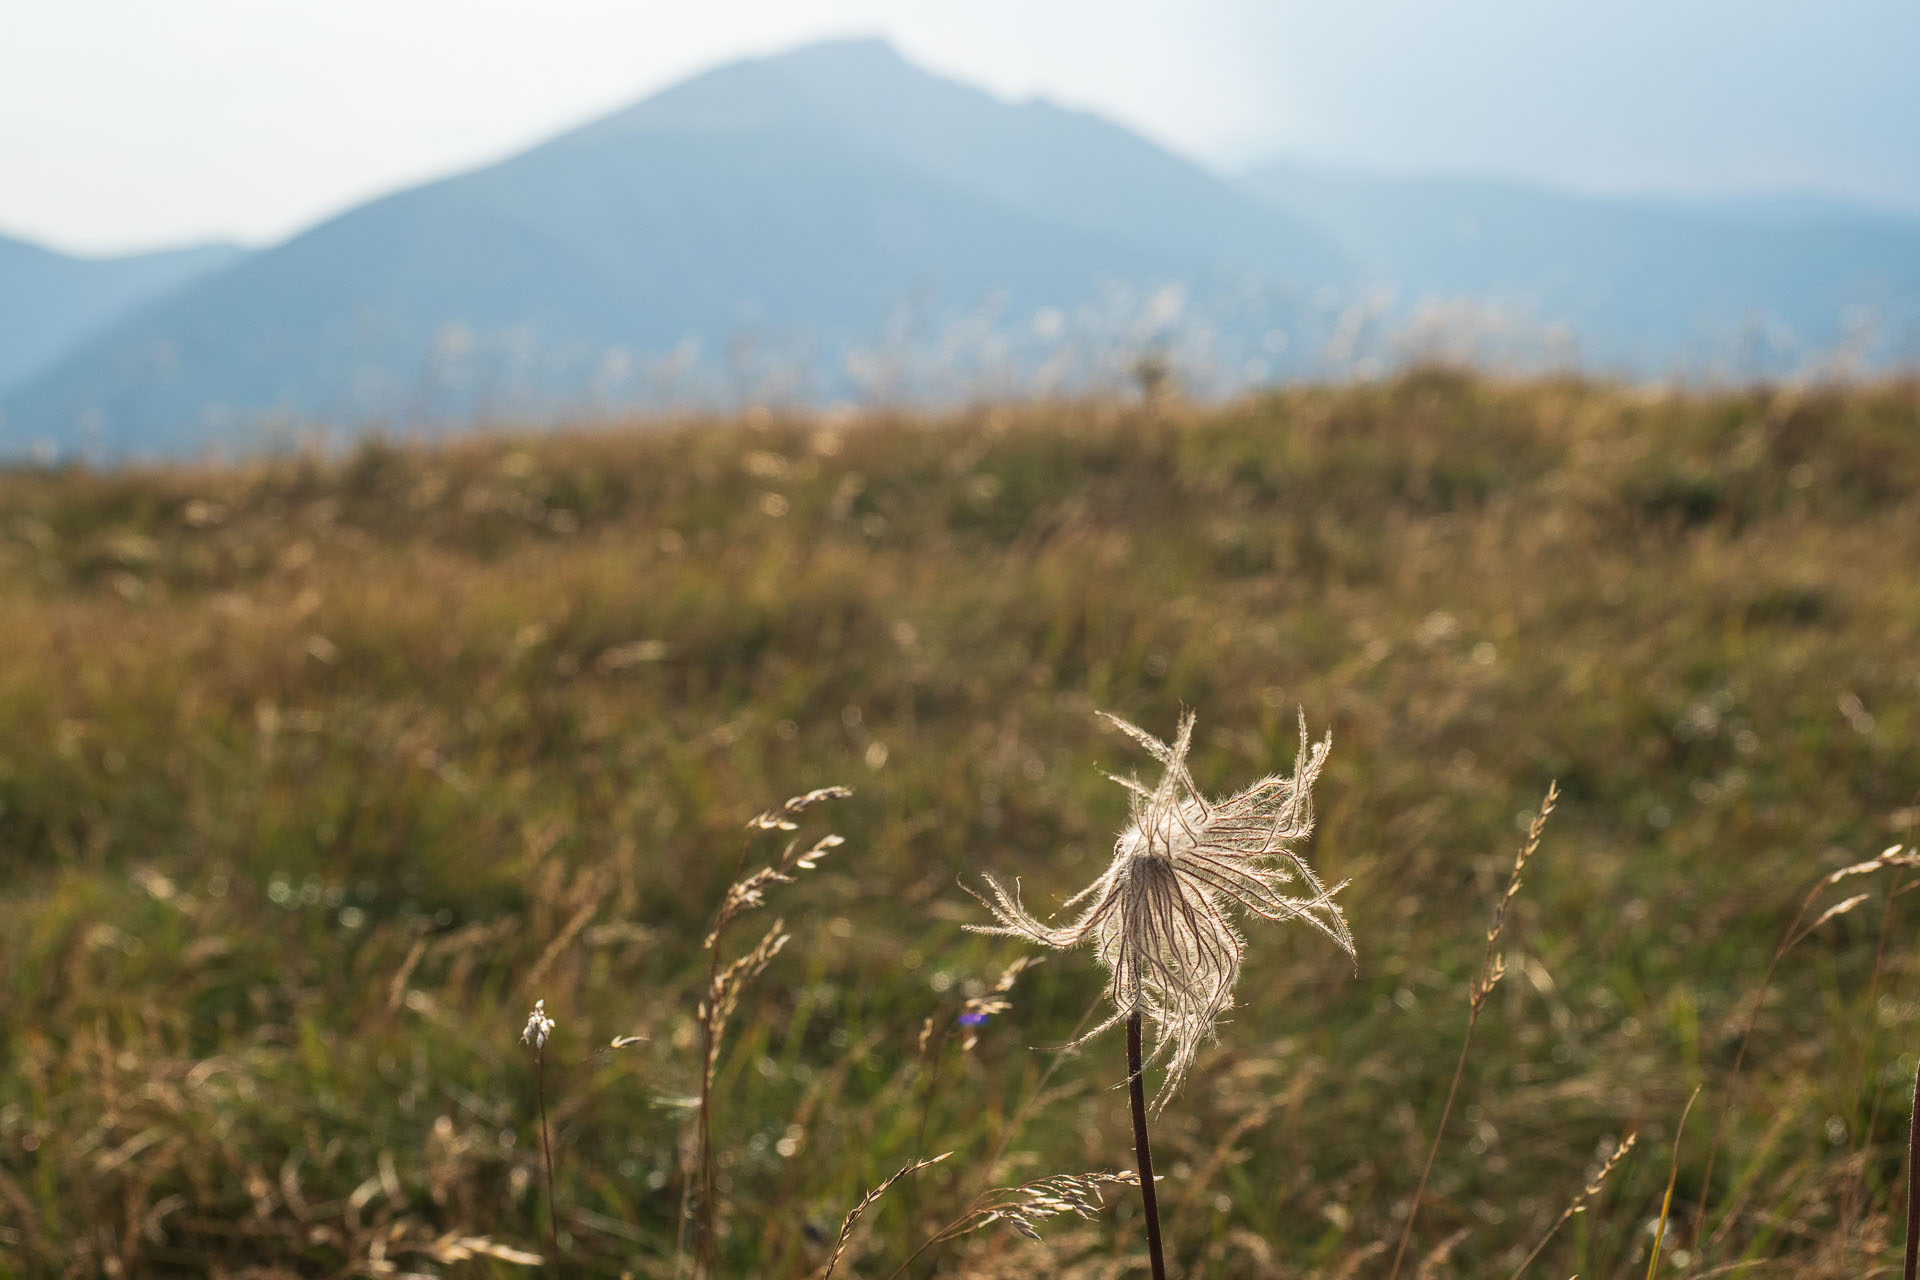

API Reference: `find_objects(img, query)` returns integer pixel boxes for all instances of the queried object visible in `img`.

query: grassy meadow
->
[2,371,1919,1277]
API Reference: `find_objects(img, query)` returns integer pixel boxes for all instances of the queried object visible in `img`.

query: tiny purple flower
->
[958,1010,990,1027]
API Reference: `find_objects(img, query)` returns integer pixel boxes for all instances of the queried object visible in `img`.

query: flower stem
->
[1127,1012,1167,1280]
[537,1047,560,1272]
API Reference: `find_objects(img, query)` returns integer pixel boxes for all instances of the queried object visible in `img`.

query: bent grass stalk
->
[903,956,1043,1228]
[1688,842,1918,1254]
[820,1153,953,1280]
[1388,781,1557,1280]
[1840,867,1905,1274]
[884,992,1106,1278]
[1647,1087,1701,1280]
[1507,1130,1637,1280]
[680,786,849,1277]
[882,1167,1141,1278]
[1905,1058,1920,1280]
[981,993,1102,1180]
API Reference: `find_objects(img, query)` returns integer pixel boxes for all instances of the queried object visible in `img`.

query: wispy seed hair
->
[970,709,1353,1107]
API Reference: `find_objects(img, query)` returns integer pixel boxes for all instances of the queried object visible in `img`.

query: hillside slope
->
[1,377,1916,1275]
[0,233,245,395]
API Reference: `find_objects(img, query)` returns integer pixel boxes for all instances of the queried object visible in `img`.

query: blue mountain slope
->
[0,235,245,394]
[597,38,1349,285]
[12,133,1198,456]
[2,41,1348,458]
[19,37,1912,460]
[1242,164,1920,371]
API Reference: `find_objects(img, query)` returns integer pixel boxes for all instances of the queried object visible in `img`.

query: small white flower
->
[522,998,555,1049]
[971,710,1353,1107]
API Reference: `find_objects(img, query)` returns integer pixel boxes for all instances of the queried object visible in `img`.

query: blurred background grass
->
[2,370,1918,1277]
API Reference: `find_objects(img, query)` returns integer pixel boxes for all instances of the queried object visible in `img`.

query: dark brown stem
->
[538,1047,560,1273]
[1127,1012,1168,1280]
[1904,1059,1920,1280]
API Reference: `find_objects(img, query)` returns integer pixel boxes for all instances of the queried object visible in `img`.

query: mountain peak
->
[0,39,1340,456]
[766,34,909,70]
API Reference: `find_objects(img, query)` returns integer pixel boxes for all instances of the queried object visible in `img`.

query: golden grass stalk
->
[1906,1059,1920,1280]
[1689,842,1919,1253]
[367,1226,546,1269]
[1647,1086,1701,1280]
[1414,1225,1471,1280]
[883,1168,1141,1278]
[1508,1131,1637,1280]
[819,1152,952,1280]
[1840,867,1905,1272]
[681,785,850,1277]
[1387,780,1558,1280]
[904,955,1045,1227]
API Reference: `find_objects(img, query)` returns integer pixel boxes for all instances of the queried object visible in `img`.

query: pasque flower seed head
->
[971,710,1352,1106]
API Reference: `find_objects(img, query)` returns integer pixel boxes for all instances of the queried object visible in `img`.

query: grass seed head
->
[520,999,554,1050]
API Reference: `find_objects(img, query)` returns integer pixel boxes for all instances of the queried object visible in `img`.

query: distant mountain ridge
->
[0,235,246,396]
[609,39,1346,285]
[1239,163,1920,373]
[3,38,1917,459]
[1,39,1351,458]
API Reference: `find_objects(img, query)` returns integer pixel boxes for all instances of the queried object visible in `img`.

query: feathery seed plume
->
[971,710,1352,1106]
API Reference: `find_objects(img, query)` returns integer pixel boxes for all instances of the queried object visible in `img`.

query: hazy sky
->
[5,0,1917,256]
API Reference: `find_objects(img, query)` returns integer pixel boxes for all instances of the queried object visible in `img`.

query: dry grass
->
[1,371,1918,1276]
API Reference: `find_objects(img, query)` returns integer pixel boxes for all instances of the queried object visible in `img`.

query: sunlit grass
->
[1,370,1917,1275]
